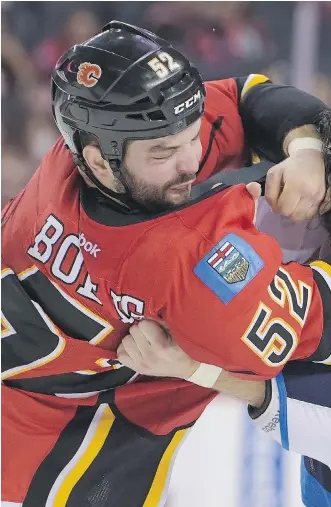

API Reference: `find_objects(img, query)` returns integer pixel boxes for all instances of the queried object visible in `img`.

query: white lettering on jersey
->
[110,290,145,324]
[79,233,101,258]
[27,214,64,263]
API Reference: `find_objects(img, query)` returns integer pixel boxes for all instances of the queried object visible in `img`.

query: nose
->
[176,143,201,176]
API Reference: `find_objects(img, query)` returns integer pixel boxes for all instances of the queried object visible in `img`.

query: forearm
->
[251,362,331,466]
[212,369,266,407]
[191,361,331,465]
[119,319,331,464]
[238,79,326,163]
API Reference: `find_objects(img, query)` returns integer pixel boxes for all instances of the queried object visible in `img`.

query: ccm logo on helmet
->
[174,90,202,116]
[77,62,102,88]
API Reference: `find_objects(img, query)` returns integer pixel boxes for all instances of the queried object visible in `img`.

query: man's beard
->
[121,165,196,213]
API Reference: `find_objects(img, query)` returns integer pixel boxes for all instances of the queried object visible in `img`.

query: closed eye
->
[152,129,201,160]
[153,152,174,161]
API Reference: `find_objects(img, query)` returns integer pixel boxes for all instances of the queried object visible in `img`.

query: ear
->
[82,145,125,193]
[82,145,108,178]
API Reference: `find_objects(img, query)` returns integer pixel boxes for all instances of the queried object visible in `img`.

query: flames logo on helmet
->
[77,62,102,88]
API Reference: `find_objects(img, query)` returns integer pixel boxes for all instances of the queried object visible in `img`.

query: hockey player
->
[116,110,331,506]
[2,21,330,505]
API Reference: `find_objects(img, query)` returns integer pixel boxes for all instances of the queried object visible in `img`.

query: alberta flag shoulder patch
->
[194,233,264,304]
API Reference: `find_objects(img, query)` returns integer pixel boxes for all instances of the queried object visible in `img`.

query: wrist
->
[248,380,272,415]
[247,377,283,446]
[183,359,200,380]
[287,138,323,157]
[185,362,223,388]
[217,370,266,407]
[283,124,321,156]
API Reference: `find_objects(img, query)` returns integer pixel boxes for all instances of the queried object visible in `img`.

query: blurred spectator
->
[262,60,331,104]
[33,10,101,79]
[224,3,274,61]
[2,16,41,205]
[143,2,274,69]
[312,74,331,105]
[1,9,101,207]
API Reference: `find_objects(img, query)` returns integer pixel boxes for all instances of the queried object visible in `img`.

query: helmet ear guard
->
[70,129,130,199]
[71,147,139,213]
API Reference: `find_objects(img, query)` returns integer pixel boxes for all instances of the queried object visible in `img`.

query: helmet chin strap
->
[108,159,132,195]
[72,153,142,214]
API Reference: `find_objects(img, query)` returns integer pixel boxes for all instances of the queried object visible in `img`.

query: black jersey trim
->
[304,265,331,362]
[80,161,271,227]
[198,116,223,173]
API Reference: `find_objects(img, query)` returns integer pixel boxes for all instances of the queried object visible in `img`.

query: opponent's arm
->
[214,359,331,469]
[236,75,326,163]
[237,75,330,220]
[118,320,331,466]
[206,76,330,220]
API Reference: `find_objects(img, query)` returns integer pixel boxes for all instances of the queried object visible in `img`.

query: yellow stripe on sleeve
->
[310,260,331,278]
[241,74,270,100]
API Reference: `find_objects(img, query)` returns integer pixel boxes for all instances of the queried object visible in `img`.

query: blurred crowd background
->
[2,1,331,206]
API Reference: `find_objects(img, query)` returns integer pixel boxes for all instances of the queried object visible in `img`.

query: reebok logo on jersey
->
[79,233,100,258]
[262,410,280,433]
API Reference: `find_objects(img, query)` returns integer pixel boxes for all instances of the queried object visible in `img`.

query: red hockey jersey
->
[1,77,328,405]
[3,74,331,507]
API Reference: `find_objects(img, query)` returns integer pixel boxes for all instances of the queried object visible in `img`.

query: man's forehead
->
[134,120,201,152]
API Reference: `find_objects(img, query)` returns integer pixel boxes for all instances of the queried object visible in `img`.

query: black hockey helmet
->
[51,20,205,193]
